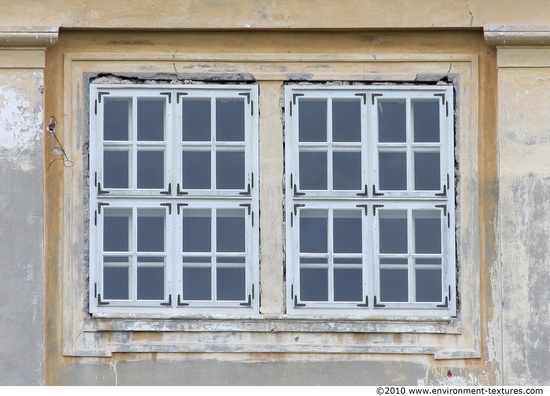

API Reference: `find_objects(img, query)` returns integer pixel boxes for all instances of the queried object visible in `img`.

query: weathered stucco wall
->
[0,0,549,386]
[494,45,550,385]
[0,50,48,385]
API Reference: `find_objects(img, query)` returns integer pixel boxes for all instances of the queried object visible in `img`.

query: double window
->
[89,83,455,317]
[285,85,456,315]
[89,85,259,314]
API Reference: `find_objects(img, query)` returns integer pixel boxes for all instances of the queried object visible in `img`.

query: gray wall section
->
[0,70,45,384]
[0,167,45,385]
[59,359,431,386]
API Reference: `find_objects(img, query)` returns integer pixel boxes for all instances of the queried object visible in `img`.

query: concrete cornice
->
[484,25,550,47]
[0,26,59,48]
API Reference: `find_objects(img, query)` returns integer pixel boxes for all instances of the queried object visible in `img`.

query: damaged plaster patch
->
[0,72,44,170]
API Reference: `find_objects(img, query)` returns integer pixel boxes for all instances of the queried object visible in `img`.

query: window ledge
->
[86,313,460,334]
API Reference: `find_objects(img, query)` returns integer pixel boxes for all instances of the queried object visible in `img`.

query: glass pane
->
[299,151,327,190]
[414,211,441,254]
[104,150,129,188]
[137,99,164,141]
[300,257,328,265]
[217,267,246,301]
[104,209,131,252]
[334,268,362,302]
[217,210,245,253]
[380,268,408,302]
[333,151,361,190]
[104,98,130,141]
[137,150,164,189]
[182,209,211,252]
[182,151,211,189]
[299,99,327,142]
[414,152,440,191]
[333,210,362,253]
[333,99,361,142]
[183,267,211,300]
[182,98,211,141]
[300,268,328,301]
[103,266,129,300]
[216,151,245,190]
[416,268,442,303]
[379,211,408,254]
[378,100,406,142]
[137,267,164,300]
[216,98,244,142]
[379,151,407,190]
[413,100,440,143]
[137,210,164,252]
[300,210,328,253]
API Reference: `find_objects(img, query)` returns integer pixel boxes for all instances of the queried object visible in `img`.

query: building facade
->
[0,0,549,385]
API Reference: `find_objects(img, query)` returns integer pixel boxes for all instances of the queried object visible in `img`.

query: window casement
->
[285,85,456,316]
[89,84,259,315]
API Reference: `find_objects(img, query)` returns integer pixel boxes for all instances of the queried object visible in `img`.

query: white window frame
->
[89,84,259,315]
[285,85,456,316]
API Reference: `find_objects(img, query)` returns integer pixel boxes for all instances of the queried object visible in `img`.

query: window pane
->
[333,210,362,253]
[104,210,131,252]
[300,210,328,253]
[378,100,406,142]
[137,210,165,252]
[182,151,211,189]
[414,211,441,254]
[137,99,164,141]
[182,98,211,141]
[137,150,164,189]
[332,99,361,142]
[103,266,129,300]
[216,98,244,142]
[104,98,130,141]
[333,151,361,190]
[182,209,211,252]
[379,151,407,190]
[300,268,328,301]
[137,267,164,300]
[216,151,245,190]
[217,210,245,253]
[414,152,440,190]
[413,100,440,143]
[415,268,442,302]
[379,211,408,254]
[104,150,129,188]
[334,268,362,302]
[299,99,327,142]
[380,268,408,302]
[217,267,246,300]
[299,151,327,190]
[183,267,212,300]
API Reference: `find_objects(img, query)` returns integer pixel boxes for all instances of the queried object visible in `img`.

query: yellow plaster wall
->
[2,0,550,29]
[43,29,498,385]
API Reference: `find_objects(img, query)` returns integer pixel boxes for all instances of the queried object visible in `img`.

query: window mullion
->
[328,208,334,303]
[131,206,138,302]
[211,97,217,191]
[407,208,415,303]
[327,97,333,192]
[406,97,413,193]
[211,207,217,302]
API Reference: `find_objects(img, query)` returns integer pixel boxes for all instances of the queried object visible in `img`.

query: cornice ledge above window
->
[0,26,59,48]
[484,24,550,47]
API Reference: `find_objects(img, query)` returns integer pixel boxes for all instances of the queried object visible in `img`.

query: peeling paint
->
[0,72,44,170]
